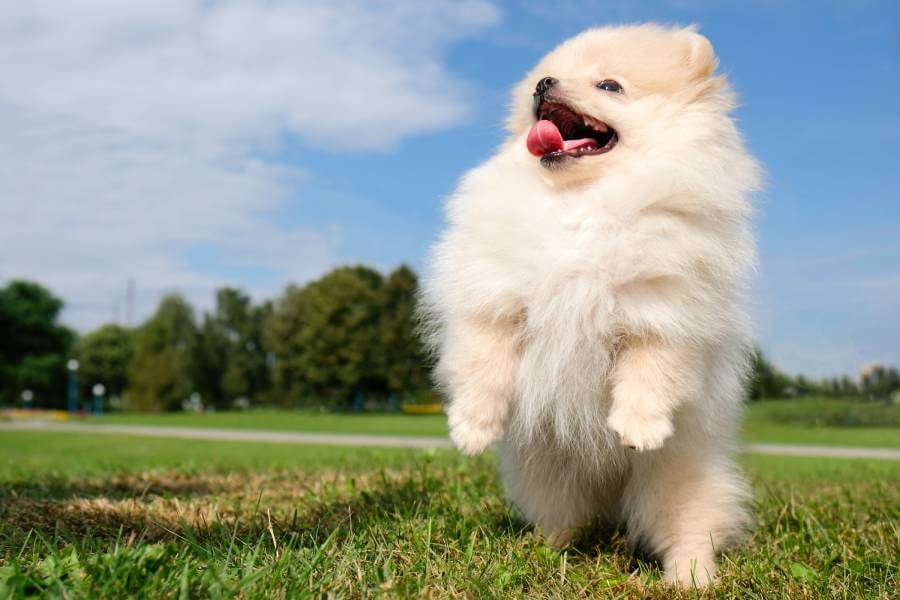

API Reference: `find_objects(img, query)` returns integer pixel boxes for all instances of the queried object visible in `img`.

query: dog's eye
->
[596,80,622,93]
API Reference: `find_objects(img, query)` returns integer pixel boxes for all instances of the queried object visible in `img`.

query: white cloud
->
[0,0,500,330]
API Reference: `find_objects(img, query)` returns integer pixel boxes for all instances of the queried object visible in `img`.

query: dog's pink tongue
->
[526,119,564,156]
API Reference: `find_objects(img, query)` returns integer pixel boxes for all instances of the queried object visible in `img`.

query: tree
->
[127,294,198,411]
[194,313,228,408]
[263,284,308,407]
[0,280,74,407]
[794,374,818,396]
[837,375,859,397]
[860,364,900,400]
[749,348,776,400]
[195,287,269,408]
[748,348,795,400]
[76,324,133,399]
[377,265,430,396]
[265,266,384,407]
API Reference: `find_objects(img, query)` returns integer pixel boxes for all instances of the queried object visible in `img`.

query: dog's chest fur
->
[492,180,636,454]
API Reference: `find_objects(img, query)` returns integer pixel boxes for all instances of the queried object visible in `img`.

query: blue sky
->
[2,1,898,377]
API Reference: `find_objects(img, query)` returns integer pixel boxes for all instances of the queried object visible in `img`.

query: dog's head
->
[508,25,726,187]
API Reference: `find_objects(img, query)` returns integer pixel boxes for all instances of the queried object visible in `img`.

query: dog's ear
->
[686,31,717,80]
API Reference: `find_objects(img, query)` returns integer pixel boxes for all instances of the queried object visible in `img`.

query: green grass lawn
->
[1,430,897,598]
[96,410,450,437]
[742,398,899,448]
[0,431,451,482]
[85,397,900,448]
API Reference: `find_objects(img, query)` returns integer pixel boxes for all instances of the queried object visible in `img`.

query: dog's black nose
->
[535,77,557,96]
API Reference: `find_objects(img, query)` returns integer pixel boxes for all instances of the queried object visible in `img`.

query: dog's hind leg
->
[619,436,751,587]
[497,442,613,549]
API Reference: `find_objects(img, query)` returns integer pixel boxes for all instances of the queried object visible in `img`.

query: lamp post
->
[21,389,34,410]
[66,359,79,415]
[92,384,106,416]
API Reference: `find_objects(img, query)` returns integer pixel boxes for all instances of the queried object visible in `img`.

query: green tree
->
[263,284,308,407]
[195,287,269,408]
[265,266,384,407]
[794,374,819,396]
[127,294,198,411]
[860,364,900,399]
[194,315,228,408]
[837,375,859,397]
[76,324,133,399]
[748,348,794,400]
[0,281,74,407]
[377,265,430,397]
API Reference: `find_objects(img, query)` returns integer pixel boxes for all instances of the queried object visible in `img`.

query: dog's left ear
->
[686,32,717,80]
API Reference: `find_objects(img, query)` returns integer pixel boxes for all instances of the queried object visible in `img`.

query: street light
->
[21,389,34,410]
[66,359,79,415]
[92,383,106,416]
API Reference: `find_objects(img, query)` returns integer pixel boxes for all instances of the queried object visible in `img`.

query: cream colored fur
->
[420,24,760,587]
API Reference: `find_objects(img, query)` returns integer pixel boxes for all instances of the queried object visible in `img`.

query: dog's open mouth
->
[527,103,618,165]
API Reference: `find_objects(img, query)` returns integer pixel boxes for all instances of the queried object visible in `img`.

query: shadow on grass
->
[0,476,225,546]
[1,457,649,578]
[287,461,520,543]
[288,463,650,576]
[1,460,511,548]
[1,475,217,502]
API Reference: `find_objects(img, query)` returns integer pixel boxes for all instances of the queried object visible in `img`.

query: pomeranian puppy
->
[420,24,761,586]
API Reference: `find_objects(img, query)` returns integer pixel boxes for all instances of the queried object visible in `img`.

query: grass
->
[742,398,900,448]
[0,432,455,483]
[746,398,899,427]
[1,430,898,598]
[95,410,449,438]
[80,398,900,449]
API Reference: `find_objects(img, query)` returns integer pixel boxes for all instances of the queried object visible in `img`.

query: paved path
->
[2,421,899,460]
[743,443,900,460]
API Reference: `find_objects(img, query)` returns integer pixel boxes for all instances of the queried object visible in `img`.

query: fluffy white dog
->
[421,24,761,586]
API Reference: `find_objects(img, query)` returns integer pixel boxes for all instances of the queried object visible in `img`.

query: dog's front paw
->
[448,408,504,455]
[449,419,503,455]
[607,407,673,452]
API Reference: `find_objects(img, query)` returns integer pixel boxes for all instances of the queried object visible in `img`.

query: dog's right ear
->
[686,31,718,80]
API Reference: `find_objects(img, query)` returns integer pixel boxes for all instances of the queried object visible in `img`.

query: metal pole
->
[67,365,78,414]
[92,384,106,416]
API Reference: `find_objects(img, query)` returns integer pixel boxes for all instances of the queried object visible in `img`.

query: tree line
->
[1,268,898,411]
[0,265,429,411]
[748,349,899,401]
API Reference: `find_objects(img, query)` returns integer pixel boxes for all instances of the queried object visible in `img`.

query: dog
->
[420,24,761,586]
